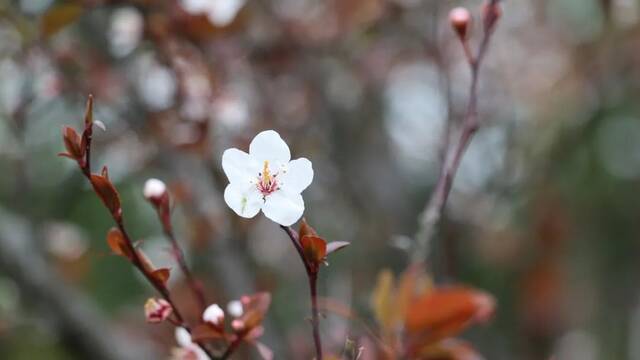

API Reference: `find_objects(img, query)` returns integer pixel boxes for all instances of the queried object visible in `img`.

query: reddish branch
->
[413,1,502,263]
[281,225,323,360]
[62,96,214,359]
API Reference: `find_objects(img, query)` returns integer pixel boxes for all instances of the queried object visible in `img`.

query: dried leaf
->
[301,235,327,265]
[326,241,350,255]
[106,228,133,260]
[405,287,495,344]
[90,174,121,218]
[41,4,83,36]
[151,268,171,287]
[62,126,83,160]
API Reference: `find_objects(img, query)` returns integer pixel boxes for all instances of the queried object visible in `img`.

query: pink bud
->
[144,298,172,323]
[482,1,502,32]
[449,7,472,39]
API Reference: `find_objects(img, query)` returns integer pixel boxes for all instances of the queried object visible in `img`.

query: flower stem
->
[160,220,208,312]
[281,225,323,360]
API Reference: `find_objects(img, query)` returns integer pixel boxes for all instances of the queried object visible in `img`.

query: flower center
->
[256,160,279,196]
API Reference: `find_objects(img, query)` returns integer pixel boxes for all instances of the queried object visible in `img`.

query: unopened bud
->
[143,178,167,203]
[482,1,502,32]
[202,303,225,326]
[227,300,244,317]
[144,298,172,323]
[449,7,472,39]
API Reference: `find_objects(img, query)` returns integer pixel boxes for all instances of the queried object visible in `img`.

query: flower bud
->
[202,303,225,326]
[482,1,502,32]
[449,7,472,40]
[144,298,172,323]
[227,300,244,317]
[143,178,167,201]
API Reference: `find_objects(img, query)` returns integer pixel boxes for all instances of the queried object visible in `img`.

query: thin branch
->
[413,1,501,263]
[280,225,323,360]
[155,209,208,312]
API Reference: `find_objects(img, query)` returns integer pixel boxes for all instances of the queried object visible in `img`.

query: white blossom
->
[172,327,209,360]
[202,303,224,326]
[221,130,313,226]
[227,300,244,317]
[143,178,166,200]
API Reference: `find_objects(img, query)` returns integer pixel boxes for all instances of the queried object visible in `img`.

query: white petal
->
[249,130,291,164]
[262,190,304,226]
[194,346,210,360]
[222,148,260,185]
[175,327,193,348]
[202,304,224,325]
[281,158,313,193]
[224,184,263,218]
[227,300,244,317]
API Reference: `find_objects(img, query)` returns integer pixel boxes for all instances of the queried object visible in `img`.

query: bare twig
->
[413,1,501,263]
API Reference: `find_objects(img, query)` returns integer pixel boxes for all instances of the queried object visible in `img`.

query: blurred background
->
[0,0,639,359]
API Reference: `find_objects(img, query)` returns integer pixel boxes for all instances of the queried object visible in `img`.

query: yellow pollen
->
[262,161,271,184]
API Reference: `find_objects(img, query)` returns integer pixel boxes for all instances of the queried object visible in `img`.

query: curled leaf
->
[151,268,171,287]
[90,174,121,218]
[298,218,317,239]
[326,241,350,255]
[62,126,83,160]
[301,235,327,265]
[106,228,133,260]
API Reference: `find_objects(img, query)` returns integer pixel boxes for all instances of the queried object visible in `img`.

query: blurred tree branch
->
[0,210,159,360]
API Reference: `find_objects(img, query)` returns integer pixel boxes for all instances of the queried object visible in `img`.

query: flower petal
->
[249,130,291,164]
[175,327,193,348]
[262,190,304,226]
[222,148,260,185]
[224,184,263,218]
[282,158,313,193]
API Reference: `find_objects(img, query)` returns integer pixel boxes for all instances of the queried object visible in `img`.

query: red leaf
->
[90,174,121,218]
[237,292,271,332]
[191,324,225,342]
[298,218,317,239]
[326,241,350,255]
[405,287,495,344]
[62,126,83,160]
[151,268,171,287]
[106,228,133,260]
[301,235,327,265]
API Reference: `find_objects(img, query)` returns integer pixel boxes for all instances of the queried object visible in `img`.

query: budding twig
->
[413,1,501,263]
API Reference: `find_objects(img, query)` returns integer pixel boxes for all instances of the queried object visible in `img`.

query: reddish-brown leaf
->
[191,324,225,342]
[106,228,133,260]
[62,126,83,160]
[298,218,317,239]
[151,268,171,287]
[301,235,327,265]
[405,287,495,344]
[90,174,121,218]
[84,95,94,127]
[326,241,350,255]
[238,292,271,331]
